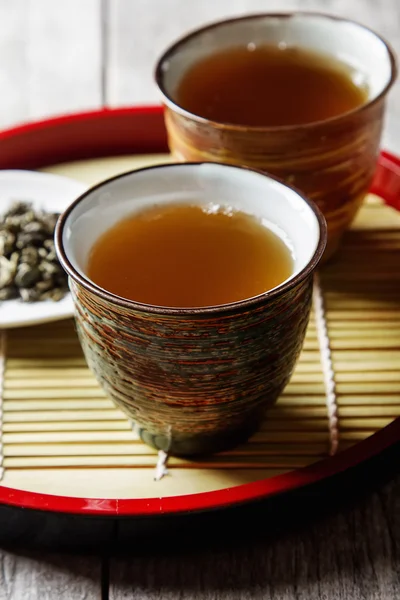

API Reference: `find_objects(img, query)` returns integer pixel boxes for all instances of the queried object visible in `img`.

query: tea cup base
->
[135,417,262,457]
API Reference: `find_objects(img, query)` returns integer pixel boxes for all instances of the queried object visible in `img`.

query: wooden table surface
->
[0,0,399,598]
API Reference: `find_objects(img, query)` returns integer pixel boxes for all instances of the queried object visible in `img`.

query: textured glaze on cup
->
[56,162,326,456]
[70,277,313,455]
[155,13,397,259]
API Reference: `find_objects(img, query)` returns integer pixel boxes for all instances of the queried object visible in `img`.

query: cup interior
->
[157,13,395,117]
[59,163,324,307]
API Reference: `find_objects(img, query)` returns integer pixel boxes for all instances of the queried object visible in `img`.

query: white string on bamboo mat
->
[0,331,6,480]
[153,425,171,481]
[132,422,170,481]
[154,450,169,482]
[313,273,339,456]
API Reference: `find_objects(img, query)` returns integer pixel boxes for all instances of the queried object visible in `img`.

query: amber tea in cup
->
[176,45,368,127]
[87,203,293,308]
[155,13,397,259]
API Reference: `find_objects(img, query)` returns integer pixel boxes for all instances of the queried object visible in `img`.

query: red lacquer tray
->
[0,107,399,537]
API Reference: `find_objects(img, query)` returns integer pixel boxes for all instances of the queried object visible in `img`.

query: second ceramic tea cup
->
[56,162,326,456]
[155,12,396,259]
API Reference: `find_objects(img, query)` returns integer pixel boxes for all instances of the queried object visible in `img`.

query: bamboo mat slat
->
[0,195,399,499]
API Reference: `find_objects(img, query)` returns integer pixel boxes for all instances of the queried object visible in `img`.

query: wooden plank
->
[0,0,102,129]
[0,552,101,600]
[23,0,102,120]
[0,1,29,128]
[109,475,400,600]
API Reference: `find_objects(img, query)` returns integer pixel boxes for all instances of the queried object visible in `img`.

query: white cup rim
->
[155,11,397,132]
[55,161,327,315]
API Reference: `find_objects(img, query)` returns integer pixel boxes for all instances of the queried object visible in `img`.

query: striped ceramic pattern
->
[70,276,313,456]
[165,100,385,260]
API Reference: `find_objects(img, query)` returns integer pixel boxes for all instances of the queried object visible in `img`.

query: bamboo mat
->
[0,167,399,498]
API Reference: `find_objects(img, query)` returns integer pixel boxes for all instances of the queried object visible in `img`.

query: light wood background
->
[0,1,399,599]
[1,0,400,129]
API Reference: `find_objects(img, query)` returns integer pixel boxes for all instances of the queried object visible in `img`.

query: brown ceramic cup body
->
[56,162,326,456]
[155,13,397,259]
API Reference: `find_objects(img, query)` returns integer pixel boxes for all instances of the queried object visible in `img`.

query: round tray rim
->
[0,106,399,517]
[0,419,399,516]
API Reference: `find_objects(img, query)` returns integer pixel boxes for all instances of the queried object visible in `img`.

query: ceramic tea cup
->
[56,162,326,456]
[155,12,397,260]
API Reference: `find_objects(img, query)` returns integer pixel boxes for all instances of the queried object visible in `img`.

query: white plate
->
[0,170,86,329]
